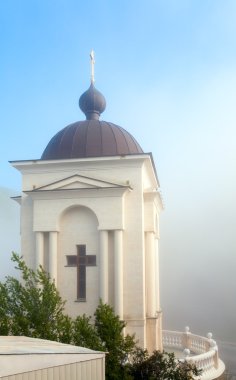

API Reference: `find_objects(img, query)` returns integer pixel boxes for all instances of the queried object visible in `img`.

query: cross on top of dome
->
[90,49,95,84]
[79,51,106,120]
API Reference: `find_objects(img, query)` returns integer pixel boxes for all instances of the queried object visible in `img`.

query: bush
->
[127,347,202,380]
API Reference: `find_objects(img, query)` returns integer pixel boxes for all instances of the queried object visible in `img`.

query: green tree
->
[72,314,103,350]
[94,300,136,380]
[127,347,202,380]
[0,252,72,342]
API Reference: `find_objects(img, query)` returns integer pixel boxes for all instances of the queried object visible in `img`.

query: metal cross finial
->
[90,50,95,84]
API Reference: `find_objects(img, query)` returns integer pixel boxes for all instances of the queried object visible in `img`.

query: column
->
[99,230,109,303]
[155,238,160,312]
[155,237,163,350]
[114,230,123,319]
[146,231,156,317]
[35,232,44,269]
[49,231,58,285]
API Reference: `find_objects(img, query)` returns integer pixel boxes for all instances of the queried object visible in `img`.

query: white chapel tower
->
[11,57,163,351]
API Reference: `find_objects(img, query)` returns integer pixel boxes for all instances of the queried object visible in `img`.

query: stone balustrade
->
[162,327,225,380]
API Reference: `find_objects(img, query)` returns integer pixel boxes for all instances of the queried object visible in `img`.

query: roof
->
[41,83,143,160]
[0,336,101,355]
[41,120,143,160]
[0,336,105,377]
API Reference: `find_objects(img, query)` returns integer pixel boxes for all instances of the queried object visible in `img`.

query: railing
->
[163,327,225,380]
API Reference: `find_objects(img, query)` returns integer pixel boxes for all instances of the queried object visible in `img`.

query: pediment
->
[34,174,126,191]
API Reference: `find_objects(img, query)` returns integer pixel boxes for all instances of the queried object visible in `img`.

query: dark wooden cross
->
[66,245,96,300]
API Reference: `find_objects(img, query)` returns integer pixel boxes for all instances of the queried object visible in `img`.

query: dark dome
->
[41,120,143,159]
[79,83,106,120]
[41,83,143,160]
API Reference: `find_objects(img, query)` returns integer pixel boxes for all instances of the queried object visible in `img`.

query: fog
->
[160,191,236,343]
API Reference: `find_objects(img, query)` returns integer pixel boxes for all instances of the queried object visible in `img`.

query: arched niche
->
[57,205,99,318]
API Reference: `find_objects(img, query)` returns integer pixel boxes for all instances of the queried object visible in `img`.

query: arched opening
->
[58,205,99,318]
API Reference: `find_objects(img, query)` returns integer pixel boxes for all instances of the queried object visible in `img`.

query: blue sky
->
[1,1,236,343]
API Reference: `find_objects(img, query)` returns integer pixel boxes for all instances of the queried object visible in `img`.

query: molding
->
[33,174,128,191]
[24,186,131,200]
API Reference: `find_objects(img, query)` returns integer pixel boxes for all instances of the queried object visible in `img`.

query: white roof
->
[0,336,105,377]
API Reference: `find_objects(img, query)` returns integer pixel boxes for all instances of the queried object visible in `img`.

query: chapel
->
[11,53,163,352]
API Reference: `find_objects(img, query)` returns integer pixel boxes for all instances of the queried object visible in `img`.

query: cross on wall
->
[66,245,96,301]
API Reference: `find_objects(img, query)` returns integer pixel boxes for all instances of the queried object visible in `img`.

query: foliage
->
[94,300,136,380]
[127,347,202,380]
[72,301,137,379]
[0,252,72,342]
[0,253,136,379]
[0,281,11,335]
[72,314,103,350]
[0,253,201,380]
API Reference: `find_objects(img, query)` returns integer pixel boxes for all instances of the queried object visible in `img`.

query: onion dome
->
[41,83,143,160]
[79,83,106,120]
